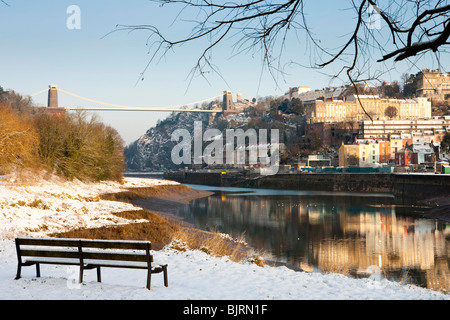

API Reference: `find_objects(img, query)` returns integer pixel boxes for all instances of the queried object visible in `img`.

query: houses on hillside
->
[338,136,440,169]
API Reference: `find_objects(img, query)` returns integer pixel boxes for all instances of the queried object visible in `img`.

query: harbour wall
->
[163,171,450,205]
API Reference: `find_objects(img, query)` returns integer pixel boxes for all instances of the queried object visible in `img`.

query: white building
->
[359,116,450,140]
[355,139,380,166]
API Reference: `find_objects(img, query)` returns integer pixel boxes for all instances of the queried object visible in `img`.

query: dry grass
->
[50,185,265,266]
[169,227,259,265]
[50,209,180,250]
[51,208,262,265]
[100,185,196,202]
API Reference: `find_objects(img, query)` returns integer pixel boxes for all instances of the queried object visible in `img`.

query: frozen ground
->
[0,171,447,300]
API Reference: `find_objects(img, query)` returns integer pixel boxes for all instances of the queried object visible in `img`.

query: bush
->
[0,105,39,174]
[34,111,125,181]
[1,88,125,182]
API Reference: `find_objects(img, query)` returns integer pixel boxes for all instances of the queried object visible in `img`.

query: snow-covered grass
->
[0,171,448,300]
[0,171,178,238]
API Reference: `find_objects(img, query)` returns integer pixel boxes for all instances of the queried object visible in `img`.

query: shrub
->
[0,104,39,174]
[34,111,125,181]
[0,88,126,182]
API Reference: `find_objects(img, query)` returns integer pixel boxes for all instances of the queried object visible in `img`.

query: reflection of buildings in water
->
[306,204,328,225]
[427,258,450,293]
[194,195,449,292]
[361,213,436,270]
[317,239,370,274]
[317,211,449,292]
[210,195,307,229]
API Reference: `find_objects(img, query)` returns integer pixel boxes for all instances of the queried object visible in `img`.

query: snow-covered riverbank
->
[0,172,447,300]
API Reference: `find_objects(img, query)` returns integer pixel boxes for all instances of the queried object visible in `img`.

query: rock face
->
[124,98,306,172]
[125,111,211,171]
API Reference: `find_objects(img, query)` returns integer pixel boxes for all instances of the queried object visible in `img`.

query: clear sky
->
[1,0,447,144]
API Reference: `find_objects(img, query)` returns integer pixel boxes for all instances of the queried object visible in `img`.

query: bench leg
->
[79,265,84,283]
[163,266,168,287]
[147,270,151,290]
[36,264,40,278]
[15,264,22,280]
[96,267,101,282]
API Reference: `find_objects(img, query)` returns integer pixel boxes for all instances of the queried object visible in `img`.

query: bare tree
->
[109,1,449,120]
[112,0,449,87]
[384,106,398,119]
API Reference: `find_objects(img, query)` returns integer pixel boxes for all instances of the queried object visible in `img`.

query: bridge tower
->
[222,90,234,111]
[48,85,58,108]
[46,85,65,116]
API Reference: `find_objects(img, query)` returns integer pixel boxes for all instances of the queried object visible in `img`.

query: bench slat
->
[85,262,166,272]
[21,249,80,259]
[17,238,80,247]
[17,238,151,250]
[82,251,150,262]
[80,240,150,250]
[85,261,148,269]
[23,257,81,266]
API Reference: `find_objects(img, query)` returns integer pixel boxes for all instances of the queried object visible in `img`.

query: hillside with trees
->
[0,86,125,181]
[124,95,308,171]
[124,70,450,172]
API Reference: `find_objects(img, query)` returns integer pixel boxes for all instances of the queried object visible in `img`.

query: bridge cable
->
[57,88,222,111]
[28,89,48,97]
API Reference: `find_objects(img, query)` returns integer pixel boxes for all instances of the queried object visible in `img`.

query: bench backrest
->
[79,239,152,263]
[15,238,153,263]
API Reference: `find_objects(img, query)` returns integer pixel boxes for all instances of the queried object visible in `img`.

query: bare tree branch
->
[113,1,449,90]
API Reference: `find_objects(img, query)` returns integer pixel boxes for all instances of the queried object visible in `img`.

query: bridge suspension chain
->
[56,88,222,111]
[28,89,48,97]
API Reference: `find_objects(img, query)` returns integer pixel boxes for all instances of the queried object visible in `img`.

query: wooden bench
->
[14,237,168,290]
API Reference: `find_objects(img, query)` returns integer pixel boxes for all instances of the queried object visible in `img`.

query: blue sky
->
[1,0,447,144]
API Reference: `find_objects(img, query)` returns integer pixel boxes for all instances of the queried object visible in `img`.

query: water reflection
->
[176,185,450,293]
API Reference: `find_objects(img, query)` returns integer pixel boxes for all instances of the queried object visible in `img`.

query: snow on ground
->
[0,172,448,300]
[0,171,178,238]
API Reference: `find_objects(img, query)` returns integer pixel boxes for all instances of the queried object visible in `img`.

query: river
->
[124,171,450,293]
[171,184,449,293]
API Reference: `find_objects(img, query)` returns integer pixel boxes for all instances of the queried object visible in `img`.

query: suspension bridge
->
[29,85,235,114]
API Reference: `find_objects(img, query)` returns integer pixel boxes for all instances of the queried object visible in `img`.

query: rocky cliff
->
[124,111,211,171]
[124,98,305,172]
